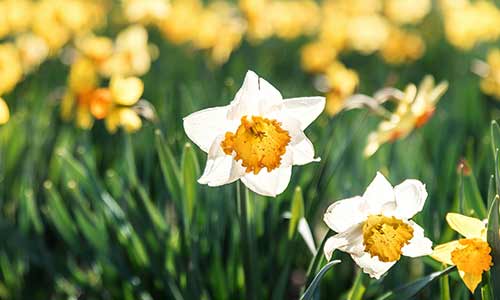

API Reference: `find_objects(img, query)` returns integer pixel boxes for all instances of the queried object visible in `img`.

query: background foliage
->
[1,1,500,299]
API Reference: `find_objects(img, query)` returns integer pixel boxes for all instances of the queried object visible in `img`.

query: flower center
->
[362,215,414,262]
[451,238,492,275]
[221,115,291,174]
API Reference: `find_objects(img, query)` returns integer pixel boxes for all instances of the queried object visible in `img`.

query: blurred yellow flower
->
[1,0,33,36]
[431,213,492,293]
[193,2,245,65]
[380,28,425,65]
[122,0,171,24]
[384,0,431,25]
[75,34,114,65]
[364,76,448,157]
[0,97,9,125]
[324,62,359,115]
[441,0,500,50]
[0,43,23,96]
[479,49,500,99]
[105,76,144,133]
[159,0,202,45]
[100,25,153,77]
[301,41,337,73]
[15,33,49,74]
[61,58,99,128]
[347,14,389,54]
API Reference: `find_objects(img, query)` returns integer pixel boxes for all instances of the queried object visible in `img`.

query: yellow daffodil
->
[0,43,23,96]
[15,34,49,74]
[431,213,492,293]
[0,97,9,125]
[1,0,33,36]
[75,34,114,66]
[122,0,171,24]
[363,76,448,157]
[478,49,500,99]
[61,58,99,129]
[159,0,202,45]
[324,62,359,116]
[441,0,500,50]
[183,70,325,197]
[384,0,431,25]
[380,28,425,65]
[324,172,432,279]
[100,25,153,77]
[347,14,389,55]
[193,2,245,65]
[300,41,337,74]
[105,76,144,134]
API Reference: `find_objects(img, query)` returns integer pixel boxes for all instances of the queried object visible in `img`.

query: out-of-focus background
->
[1,0,500,299]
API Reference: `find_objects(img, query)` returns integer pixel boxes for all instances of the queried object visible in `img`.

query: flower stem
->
[237,181,258,300]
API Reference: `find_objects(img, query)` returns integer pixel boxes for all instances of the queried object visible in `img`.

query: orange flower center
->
[89,88,113,119]
[415,108,435,128]
[362,215,414,262]
[451,238,492,275]
[221,115,291,174]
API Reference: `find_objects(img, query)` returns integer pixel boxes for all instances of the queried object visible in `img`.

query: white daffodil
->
[323,172,432,279]
[183,70,325,197]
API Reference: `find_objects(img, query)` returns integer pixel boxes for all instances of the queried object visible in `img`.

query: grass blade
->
[300,260,342,300]
[487,195,500,298]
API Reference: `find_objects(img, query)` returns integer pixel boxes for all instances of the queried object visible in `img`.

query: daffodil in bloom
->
[0,97,9,125]
[431,213,492,292]
[363,76,448,157]
[122,0,171,24]
[105,76,144,134]
[0,43,23,96]
[477,49,500,99]
[183,70,325,197]
[323,62,359,116]
[323,172,432,279]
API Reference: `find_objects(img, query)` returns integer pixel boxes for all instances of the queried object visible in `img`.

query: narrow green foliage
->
[181,143,200,224]
[155,129,182,200]
[487,196,500,299]
[376,266,455,300]
[347,271,368,300]
[300,260,342,300]
[289,186,305,239]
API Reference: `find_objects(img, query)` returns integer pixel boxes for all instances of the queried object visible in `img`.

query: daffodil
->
[323,62,359,116]
[105,76,144,134]
[0,97,9,125]
[100,25,153,77]
[476,49,500,99]
[0,43,23,96]
[363,76,448,157]
[183,70,325,197]
[431,213,492,292]
[122,0,171,24]
[323,172,432,279]
[15,34,49,74]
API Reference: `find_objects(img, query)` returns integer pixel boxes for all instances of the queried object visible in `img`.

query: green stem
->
[237,181,257,300]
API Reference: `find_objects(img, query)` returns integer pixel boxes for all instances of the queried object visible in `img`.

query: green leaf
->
[376,266,455,300]
[288,186,304,239]
[300,260,342,300]
[459,161,487,218]
[439,269,451,300]
[347,271,368,300]
[490,121,500,159]
[487,195,500,298]
[305,230,331,287]
[155,129,182,200]
[43,181,78,248]
[181,143,200,224]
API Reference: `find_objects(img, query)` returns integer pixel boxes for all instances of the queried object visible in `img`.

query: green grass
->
[0,26,500,299]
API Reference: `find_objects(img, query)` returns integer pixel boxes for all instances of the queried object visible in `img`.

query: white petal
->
[183,106,231,153]
[289,133,318,165]
[363,172,396,215]
[228,70,283,119]
[198,137,246,186]
[394,179,428,219]
[282,96,325,130]
[402,221,433,257]
[323,196,367,233]
[324,224,364,260]
[351,252,396,279]
[240,166,292,197]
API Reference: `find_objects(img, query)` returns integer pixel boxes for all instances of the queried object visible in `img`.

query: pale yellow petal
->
[119,108,142,133]
[430,240,459,266]
[76,106,93,129]
[110,76,144,106]
[105,110,120,134]
[0,97,10,125]
[459,270,482,293]
[446,213,486,239]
